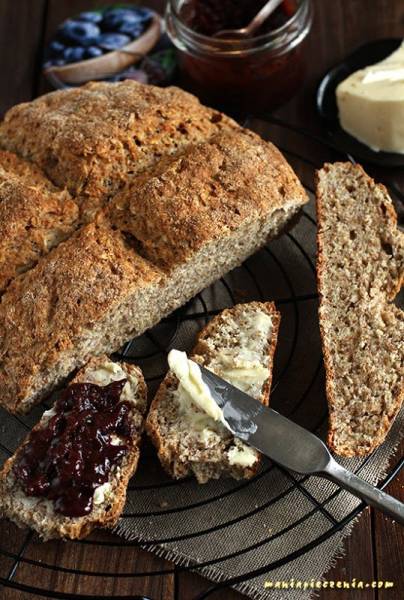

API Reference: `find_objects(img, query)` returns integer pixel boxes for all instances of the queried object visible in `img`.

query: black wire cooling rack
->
[0,117,403,600]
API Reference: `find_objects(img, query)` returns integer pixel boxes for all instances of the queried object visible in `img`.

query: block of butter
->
[336,41,404,153]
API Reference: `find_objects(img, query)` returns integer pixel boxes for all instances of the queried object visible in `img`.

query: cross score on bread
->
[0,81,307,415]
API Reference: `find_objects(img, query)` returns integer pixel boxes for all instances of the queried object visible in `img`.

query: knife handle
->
[322,459,404,525]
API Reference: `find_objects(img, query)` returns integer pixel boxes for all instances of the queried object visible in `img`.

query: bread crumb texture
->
[146,302,280,483]
[316,162,404,457]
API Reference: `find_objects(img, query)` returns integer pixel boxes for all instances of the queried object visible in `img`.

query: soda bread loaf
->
[146,302,280,483]
[316,162,404,456]
[0,124,307,414]
[0,356,147,540]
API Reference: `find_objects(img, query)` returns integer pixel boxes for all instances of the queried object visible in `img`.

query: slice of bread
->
[316,162,404,457]
[0,356,147,540]
[146,302,280,483]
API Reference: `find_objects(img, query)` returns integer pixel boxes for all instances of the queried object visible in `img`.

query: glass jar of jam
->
[165,0,313,114]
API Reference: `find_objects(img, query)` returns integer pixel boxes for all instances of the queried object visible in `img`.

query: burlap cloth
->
[114,197,404,599]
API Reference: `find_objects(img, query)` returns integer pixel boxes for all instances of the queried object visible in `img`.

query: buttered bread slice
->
[146,302,280,483]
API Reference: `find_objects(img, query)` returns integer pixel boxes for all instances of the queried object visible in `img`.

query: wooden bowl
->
[45,12,162,85]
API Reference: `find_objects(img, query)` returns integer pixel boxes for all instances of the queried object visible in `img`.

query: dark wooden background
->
[0,0,403,598]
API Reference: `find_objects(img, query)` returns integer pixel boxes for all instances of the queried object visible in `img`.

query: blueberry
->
[133,7,153,23]
[58,20,100,46]
[101,12,139,32]
[77,11,103,24]
[63,46,86,63]
[96,33,131,51]
[49,40,65,57]
[85,46,103,59]
[117,21,144,38]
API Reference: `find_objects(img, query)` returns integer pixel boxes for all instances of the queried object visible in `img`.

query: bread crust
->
[0,356,147,540]
[316,162,404,457]
[0,80,240,221]
[108,131,306,272]
[0,81,239,290]
[0,217,163,414]
[0,158,78,292]
[0,150,61,190]
[146,302,280,482]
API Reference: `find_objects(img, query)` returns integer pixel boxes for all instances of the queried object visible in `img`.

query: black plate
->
[317,38,404,167]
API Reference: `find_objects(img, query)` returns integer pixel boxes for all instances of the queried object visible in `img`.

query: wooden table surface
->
[0,0,403,598]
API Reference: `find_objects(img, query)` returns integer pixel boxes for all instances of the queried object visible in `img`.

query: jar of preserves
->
[165,0,313,113]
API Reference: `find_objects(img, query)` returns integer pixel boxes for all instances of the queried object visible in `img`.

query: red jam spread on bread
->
[180,0,296,36]
[13,380,132,517]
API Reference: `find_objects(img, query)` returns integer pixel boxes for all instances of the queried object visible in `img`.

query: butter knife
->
[199,365,404,525]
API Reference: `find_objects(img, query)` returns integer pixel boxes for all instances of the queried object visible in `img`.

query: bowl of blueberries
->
[44,5,162,85]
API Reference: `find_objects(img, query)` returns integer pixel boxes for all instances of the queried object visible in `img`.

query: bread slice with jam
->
[0,356,146,540]
[146,302,280,483]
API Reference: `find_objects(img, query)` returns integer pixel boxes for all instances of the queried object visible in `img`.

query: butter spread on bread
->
[146,302,280,483]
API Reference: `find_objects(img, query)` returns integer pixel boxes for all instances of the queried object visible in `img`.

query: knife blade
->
[199,365,404,525]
